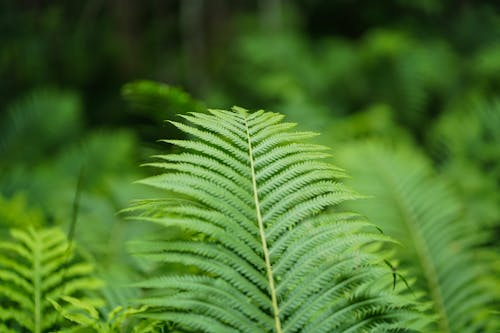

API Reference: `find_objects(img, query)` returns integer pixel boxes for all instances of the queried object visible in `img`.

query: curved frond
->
[336,142,500,333]
[131,107,430,332]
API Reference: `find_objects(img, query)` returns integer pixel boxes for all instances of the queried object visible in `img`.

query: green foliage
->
[0,89,82,165]
[51,300,162,333]
[0,194,44,231]
[472,44,500,91]
[221,25,462,132]
[121,80,206,146]
[122,80,204,119]
[0,227,103,332]
[431,99,500,230]
[1,2,499,331]
[432,99,500,170]
[130,107,429,332]
[358,30,457,129]
[323,104,412,147]
[336,142,500,332]
[0,89,164,324]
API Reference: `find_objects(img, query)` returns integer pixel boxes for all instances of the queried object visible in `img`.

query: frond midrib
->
[243,113,283,333]
[33,229,42,333]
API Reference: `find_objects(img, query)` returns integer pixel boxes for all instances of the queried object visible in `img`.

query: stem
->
[33,229,41,333]
[244,115,283,333]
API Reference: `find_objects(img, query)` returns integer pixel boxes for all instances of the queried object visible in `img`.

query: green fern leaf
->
[130,107,430,332]
[0,227,103,332]
[336,142,500,333]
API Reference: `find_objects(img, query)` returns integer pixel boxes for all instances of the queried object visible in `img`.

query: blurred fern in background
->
[335,142,500,332]
[0,227,103,332]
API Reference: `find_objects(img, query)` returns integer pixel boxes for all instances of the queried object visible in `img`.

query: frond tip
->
[132,106,430,332]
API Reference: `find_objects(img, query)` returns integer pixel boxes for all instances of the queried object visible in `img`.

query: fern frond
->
[131,107,430,332]
[336,142,500,333]
[0,227,103,332]
[51,298,163,333]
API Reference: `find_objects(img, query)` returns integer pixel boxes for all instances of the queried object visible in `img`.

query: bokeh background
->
[0,1,499,330]
[2,1,499,130]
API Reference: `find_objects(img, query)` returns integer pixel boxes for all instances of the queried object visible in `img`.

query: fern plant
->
[130,107,429,332]
[0,227,103,332]
[336,142,500,332]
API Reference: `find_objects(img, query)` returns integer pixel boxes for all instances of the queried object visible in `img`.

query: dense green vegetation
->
[1,1,499,332]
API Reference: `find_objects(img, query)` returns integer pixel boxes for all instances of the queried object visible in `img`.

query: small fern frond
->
[51,298,163,333]
[0,227,103,332]
[131,107,430,332]
[336,142,500,333]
